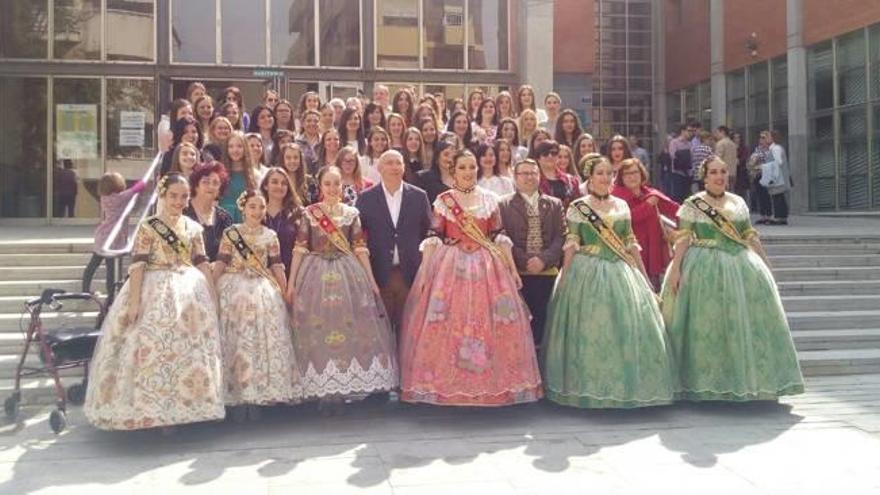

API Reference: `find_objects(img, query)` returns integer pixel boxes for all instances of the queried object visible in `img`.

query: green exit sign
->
[253,69,285,78]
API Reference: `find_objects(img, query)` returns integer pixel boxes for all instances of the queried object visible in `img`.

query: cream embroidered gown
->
[216,224,302,405]
[84,216,225,430]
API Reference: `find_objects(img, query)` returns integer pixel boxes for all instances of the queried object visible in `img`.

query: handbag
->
[759,160,781,188]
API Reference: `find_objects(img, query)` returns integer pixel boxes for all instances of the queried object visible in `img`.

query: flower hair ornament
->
[696,154,720,181]
[580,153,606,177]
[158,173,187,196]
[236,190,255,211]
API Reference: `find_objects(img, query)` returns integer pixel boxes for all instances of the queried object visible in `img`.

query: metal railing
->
[99,151,164,303]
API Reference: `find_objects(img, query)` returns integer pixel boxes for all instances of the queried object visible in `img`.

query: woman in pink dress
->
[400,150,542,407]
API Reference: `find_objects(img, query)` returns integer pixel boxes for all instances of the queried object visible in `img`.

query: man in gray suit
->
[498,158,566,346]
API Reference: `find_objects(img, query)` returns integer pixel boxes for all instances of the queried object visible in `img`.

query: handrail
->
[100,151,164,257]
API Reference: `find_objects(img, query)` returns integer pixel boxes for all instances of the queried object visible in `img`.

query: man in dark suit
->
[498,158,566,346]
[356,150,433,334]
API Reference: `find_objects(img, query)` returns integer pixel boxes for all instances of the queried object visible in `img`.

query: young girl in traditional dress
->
[400,150,542,407]
[286,166,397,413]
[661,156,804,401]
[214,190,303,421]
[84,174,225,431]
[542,156,676,409]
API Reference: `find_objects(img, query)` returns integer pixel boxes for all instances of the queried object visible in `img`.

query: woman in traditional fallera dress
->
[400,150,542,407]
[661,156,804,401]
[214,190,302,421]
[286,166,397,411]
[84,174,225,431]
[542,156,676,409]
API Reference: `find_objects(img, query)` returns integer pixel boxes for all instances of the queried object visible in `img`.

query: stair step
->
[0,375,87,407]
[771,266,880,282]
[778,280,880,296]
[787,310,880,331]
[792,329,880,351]
[0,253,96,267]
[0,265,105,281]
[0,311,102,333]
[782,295,880,312]
[765,243,880,256]
[0,242,93,255]
[762,235,880,244]
[798,349,880,376]
[0,280,86,297]
[770,254,880,268]
[0,294,107,314]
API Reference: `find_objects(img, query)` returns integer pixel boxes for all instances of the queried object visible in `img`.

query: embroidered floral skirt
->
[660,246,805,401]
[400,245,542,406]
[84,267,225,430]
[291,254,397,400]
[543,254,676,409]
[217,272,302,406]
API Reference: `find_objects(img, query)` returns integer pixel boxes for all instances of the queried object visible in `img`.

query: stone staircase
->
[0,229,879,405]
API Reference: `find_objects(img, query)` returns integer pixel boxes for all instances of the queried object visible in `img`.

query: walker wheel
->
[49,409,67,434]
[66,384,86,406]
[4,395,20,421]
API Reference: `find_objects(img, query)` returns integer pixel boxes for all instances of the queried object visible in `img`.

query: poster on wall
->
[56,104,98,160]
[119,111,146,147]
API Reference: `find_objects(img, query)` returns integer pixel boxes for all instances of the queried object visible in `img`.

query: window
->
[837,30,867,106]
[468,0,508,70]
[809,41,834,112]
[54,0,102,60]
[222,0,267,64]
[107,78,155,166]
[0,77,48,218]
[0,0,48,59]
[106,0,155,61]
[53,78,102,219]
[271,0,315,66]
[809,114,836,210]
[748,62,769,145]
[423,0,464,69]
[172,0,217,63]
[839,108,869,208]
[376,0,420,68]
[319,0,360,67]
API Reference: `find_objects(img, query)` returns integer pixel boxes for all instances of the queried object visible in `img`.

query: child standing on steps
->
[82,172,147,303]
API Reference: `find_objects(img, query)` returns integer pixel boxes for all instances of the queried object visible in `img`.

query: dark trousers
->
[54,195,76,217]
[771,192,789,219]
[82,253,117,302]
[753,179,773,217]
[520,274,556,346]
[379,266,410,337]
[669,173,691,203]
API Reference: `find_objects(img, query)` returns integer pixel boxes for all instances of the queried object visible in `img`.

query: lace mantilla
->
[433,188,500,221]
[678,192,750,224]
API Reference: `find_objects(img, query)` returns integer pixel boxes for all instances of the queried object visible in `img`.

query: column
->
[709,0,726,129]
[652,0,667,159]
[519,0,554,98]
[787,0,808,213]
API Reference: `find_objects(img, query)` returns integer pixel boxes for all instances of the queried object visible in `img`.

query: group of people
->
[81,82,805,432]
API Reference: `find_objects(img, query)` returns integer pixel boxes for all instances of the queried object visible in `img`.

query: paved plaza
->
[0,375,878,495]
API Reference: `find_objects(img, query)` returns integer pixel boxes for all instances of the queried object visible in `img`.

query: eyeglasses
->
[515,171,540,176]
[541,151,559,157]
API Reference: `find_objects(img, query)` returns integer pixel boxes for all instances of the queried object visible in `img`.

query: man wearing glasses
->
[498,159,566,347]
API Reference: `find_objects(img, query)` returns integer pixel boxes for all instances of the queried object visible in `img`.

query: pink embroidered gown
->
[400,189,542,406]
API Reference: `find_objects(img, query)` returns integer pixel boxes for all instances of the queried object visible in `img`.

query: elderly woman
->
[611,158,680,290]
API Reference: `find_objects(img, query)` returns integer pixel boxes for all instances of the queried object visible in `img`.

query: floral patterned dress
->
[291,203,398,399]
[399,189,542,406]
[84,215,225,430]
[216,224,303,406]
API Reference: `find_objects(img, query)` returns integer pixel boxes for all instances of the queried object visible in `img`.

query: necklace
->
[706,190,726,200]
[453,184,476,194]
[590,191,610,201]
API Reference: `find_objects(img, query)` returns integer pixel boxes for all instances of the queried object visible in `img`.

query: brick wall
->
[664,0,711,91]
[554,0,595,73]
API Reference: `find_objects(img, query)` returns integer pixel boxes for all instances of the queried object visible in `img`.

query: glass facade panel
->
[319,0,361,67]
[771,57,788,144]
[106,79,156,177]
[222,0,267,65]
[106,0,155,61]
[0,0,49,59]
[871,25,880,101]
[839,108,869,209]
[271,0,315,66]
[748,61,770,146]
[53,78,102,219]
[172,0,217,63]
[873,104,880,208]
[809,114,836,211]
[54,0,102,60]
[809,41,834,112]
[0,78,48,218]
[423,0,465,69]
[467,0,508,70]
[837,30,867,106]
[727,70,746,138]
[377,0,420,69]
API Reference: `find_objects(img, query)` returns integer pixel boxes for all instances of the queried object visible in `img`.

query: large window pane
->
[319,0,360,67]
[809,41,834,111]
[0,78,47,218]
[222,0,267,64]
[377,0,419,69]
[809,114,836,211]
[107,0,155,61]
[871,25,880,101]
[666,92,681,130]
[54,0,101,60]
[873,104,880,207]
[271,0,315,66]
[468,0,508,70]
[423,0,464,69]
[53,78,102,219]
[749,62,770,146]
[727,70,746,139]
[172,0,216,63]
[0,0,48,59]
[107,79,156,174]
[839,108,869,209]
[837,30,867,106]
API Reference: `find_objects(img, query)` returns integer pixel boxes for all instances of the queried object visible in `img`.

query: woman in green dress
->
[542,156,675,409]
[662,156,804,401]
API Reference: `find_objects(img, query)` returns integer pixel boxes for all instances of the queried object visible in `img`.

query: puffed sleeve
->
[294,213,310,254]
[349,212,369,255]
[128,222,153,273]
[488,199,513,248]
[563,207,582,252]
[621,219,641,251]
[420,202,446,251]
[267,231,284,268]
[216,228,234,265]
[190,228,209,266]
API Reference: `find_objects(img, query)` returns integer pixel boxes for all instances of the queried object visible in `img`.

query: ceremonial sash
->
[306,204,354,256]
[147,217,192,266]
[440,191,506,261]
[687,196,748,248]
[224,226,282,293]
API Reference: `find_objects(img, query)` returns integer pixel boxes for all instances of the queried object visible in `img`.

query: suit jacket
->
[498,191,565,272]
[356,182,432,287]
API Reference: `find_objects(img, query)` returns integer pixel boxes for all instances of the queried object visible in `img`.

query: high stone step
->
[787,310,880,331]
[771,266,880,282]
[777,280,880,297]
[770,254,880,268]
[0,242,93,255]
[0,253,96,267]
[781,295,880,312]
[765,243,880,256]
[792,329,880,351]
[0,265,106,281]
[797,349,880,376]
